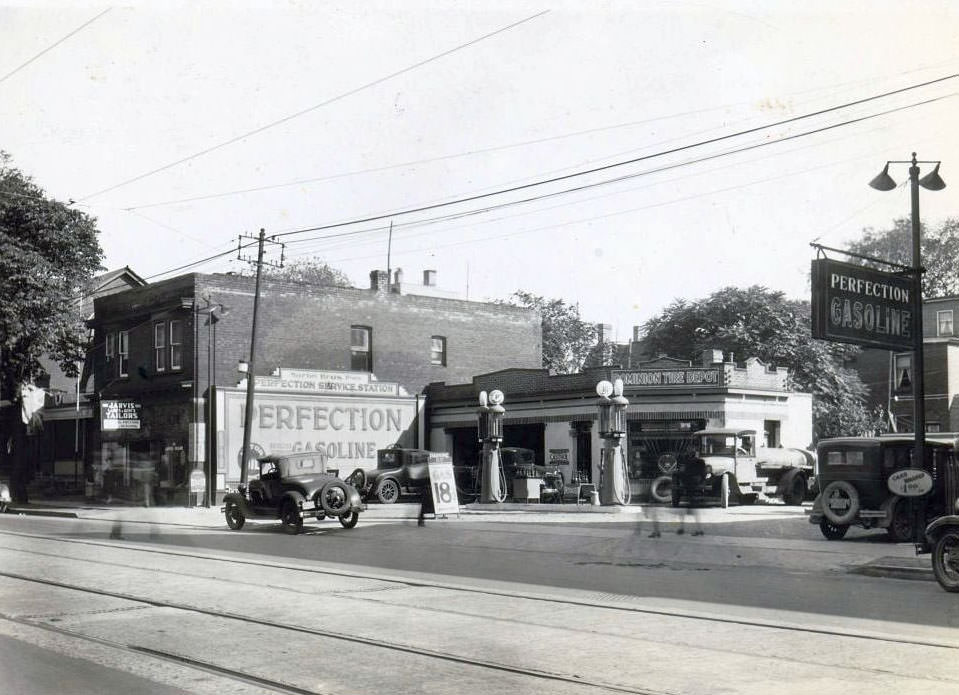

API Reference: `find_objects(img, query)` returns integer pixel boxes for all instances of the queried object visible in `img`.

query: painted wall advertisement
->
[217,385,421,481]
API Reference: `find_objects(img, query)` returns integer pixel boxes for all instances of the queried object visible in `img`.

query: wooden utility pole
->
[237,229,284,484]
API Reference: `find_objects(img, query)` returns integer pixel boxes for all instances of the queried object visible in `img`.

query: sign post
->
[427,452,460,517]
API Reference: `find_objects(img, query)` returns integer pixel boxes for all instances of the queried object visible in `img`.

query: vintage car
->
[222,452,365,533]
[358,447,431,504]
[810,433,959,542]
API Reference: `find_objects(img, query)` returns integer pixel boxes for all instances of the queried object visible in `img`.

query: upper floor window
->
[430,336,447,366]
[169,320,183,370]
[351,326,372,372]
[894,353,912,393]
[937,310,954,337]
[154,322,167,371]
[118,330,129,378]
[105,332,115,360]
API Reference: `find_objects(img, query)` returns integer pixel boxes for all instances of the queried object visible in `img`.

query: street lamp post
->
[869,152,946,472]
[198,301,229,506]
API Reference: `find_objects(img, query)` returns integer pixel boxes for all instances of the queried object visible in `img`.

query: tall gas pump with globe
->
[596,379,630,506]
[478,389,507,504]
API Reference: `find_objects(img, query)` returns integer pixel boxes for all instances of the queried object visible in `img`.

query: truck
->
[672,428,815,508]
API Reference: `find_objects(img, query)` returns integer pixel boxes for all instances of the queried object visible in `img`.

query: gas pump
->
[597,379,630,506]
[478,389,507,503]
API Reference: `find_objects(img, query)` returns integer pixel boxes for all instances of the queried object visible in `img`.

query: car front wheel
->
[280,500,303,534]
[932,529,959,593]
[224,500,245,530]
[376,478,401,504]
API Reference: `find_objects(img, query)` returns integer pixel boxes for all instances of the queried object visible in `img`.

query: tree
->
[500,291,596,374]
[845,217,959,297]
[0,153,103,501]
[640,286,881,441]
[248,257,351,287]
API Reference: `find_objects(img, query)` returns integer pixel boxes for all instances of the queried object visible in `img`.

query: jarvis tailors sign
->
[811,258,915,350]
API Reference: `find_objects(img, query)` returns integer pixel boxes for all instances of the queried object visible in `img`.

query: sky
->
[3,1,959,342]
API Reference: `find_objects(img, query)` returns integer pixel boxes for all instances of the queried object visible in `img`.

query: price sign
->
[427,452,460,515]
[189,469,206,494]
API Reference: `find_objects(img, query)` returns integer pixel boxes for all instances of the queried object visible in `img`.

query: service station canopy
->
[811,257,915,351]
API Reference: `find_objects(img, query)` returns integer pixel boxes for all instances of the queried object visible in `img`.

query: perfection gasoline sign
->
[811,258,915,350]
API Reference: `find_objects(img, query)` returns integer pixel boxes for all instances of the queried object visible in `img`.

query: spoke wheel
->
[887,499,915,543]
[224,500,245,530]
[339,511,360,529]
[280,500,303,535]
[319,480,350,516]
[932,530,959,593]
[376,478,400,504]
[819,520,848,540]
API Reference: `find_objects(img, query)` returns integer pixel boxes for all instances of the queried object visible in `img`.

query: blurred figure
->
[677,449,705,536]
[417,481,435,527]
[645,500,662,538]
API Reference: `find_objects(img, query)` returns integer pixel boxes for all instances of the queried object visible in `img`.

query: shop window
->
[938,310,954,337]
[154,322,166,372]
[169,320,183,370]
[431,336,447,366]
[118,330,129,377]
[351,325,372,372]
[894,353,912,393]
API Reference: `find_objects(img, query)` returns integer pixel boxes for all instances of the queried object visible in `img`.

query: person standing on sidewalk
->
[417,481,435,527]
[677,449,705,536]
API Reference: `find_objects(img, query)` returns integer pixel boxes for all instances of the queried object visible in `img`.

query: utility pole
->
[237,229,284,484]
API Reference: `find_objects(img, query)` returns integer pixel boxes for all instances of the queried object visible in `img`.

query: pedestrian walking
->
[417,481,435,527]
[645,500,662,537]
[677,449,705,536]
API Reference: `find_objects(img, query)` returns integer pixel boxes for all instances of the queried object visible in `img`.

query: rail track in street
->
[1,526,957,694]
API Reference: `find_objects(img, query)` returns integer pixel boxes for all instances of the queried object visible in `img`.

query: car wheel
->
[280,500,303,535]
[820,480,860,526]
[650,475,672,504]
[224,500,245,530]
[339,511,360,529]
[932,529,959,593]
[376,478,401,504]
[887,498,915,543]
[819,520,849,540]
[318,480,350,516]
[346,467,367,491]
[781,470,806,506]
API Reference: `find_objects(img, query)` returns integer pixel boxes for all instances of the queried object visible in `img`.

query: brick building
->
[850,295,959,432]
[88,269,541,505]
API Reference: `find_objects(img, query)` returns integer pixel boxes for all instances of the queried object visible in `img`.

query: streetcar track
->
[0,613,328,695]
[0,528,954,651]
[0,570,669,695]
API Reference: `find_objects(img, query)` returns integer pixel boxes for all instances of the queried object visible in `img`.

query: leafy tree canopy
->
[500,291,596,374]
[247,257,351,287]
[0,152,103,394]
[640,286,880,441]
[844,217,959,297]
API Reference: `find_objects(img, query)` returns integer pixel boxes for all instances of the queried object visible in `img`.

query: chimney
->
[423,269,437,287]
[392,267,403,294]
[701,349,723,367]
[632,325,642,342]
[370,270,389,295]
[596,323,613,343]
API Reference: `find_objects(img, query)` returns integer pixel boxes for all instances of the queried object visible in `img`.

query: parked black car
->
[222,452,365,533]
[360,448,431,504]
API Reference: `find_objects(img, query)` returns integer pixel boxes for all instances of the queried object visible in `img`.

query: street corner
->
[848,555,934,582]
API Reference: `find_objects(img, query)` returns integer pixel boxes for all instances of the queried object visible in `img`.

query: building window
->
[430,336,447,366]
[105,332,115,360]
[118,330,129,377]
[938,310,954,337]
[351,326,372,371]
[169,320,183,370]
[154,323,166,372]
[894,353,912,393]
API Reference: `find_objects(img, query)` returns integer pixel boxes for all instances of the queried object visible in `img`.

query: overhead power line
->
[78,9,550,202]
[0,8,113,85]
[271,83,958,240]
